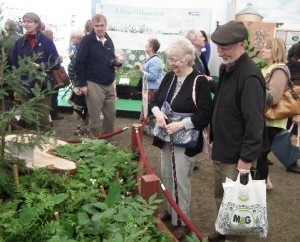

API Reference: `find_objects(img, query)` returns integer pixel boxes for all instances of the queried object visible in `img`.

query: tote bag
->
[271,123,300,170]
[215,172,268,237]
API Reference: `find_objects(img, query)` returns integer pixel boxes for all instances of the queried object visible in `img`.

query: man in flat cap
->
[207,21,266,241]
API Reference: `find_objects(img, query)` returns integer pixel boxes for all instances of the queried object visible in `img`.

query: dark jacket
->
[76,31,116,87]
[212,53,266,164]
[150,69,213,157]
[12,32,60,92]
[193,53,217,93]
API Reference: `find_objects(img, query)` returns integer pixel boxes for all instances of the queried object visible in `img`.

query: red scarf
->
[27,34,36,49]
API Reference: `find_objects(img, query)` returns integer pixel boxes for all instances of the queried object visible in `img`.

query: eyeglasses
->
[22,20,35,24]
[167,58,181,64]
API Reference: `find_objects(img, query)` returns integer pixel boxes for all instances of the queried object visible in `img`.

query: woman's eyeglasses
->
[167,58,181,64]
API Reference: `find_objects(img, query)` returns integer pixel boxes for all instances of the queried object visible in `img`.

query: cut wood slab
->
[5,134,77,174]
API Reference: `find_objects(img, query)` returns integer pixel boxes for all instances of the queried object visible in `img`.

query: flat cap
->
[211,21,248,46]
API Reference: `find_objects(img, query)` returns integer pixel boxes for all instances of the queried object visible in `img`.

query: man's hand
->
[292,115,300,124]
[80,86,88,96]
[237,159,252,175]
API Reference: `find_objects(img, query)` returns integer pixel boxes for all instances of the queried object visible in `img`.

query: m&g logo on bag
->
[230,209,255,230]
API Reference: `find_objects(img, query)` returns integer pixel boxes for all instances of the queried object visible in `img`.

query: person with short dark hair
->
[207,21,266,242]
[137,38,163,135]
[76,14,124,138]
[200,30,211,64]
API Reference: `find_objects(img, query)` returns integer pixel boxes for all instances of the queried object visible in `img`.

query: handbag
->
[153,75,201,148]
[271,123,300,172]
[51,66,70,88]
[153,101,200,148]
[215,172,268,237]
[265,67,300,120]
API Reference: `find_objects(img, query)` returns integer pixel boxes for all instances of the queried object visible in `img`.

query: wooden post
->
[13,164,19,188]
[54,212,60,221]
[140,174,159,216]
[100,185,107,197]
[131,123,143,152]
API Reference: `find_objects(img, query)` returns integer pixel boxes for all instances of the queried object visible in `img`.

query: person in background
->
[84,19,92,35]
[12,12,60,131]
[66,29,87,135]
[43,28,64,121]
[75,14,123,138]
[287,40,300,60]
[258,38,291,188]
[149,38,212,240]
[184,29,210,76]
[0,19,21,112]
[201,30,211,64]
[287,43,300,135]
[137,38,163,135]
[184,28,215,171]
[0,19,21,66]
[207,21,266,242]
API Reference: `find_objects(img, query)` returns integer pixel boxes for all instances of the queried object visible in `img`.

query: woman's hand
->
[154,110,167,128]
[166,121,184,135]
[292,115,300,124]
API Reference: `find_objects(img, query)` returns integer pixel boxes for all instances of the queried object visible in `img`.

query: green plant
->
[0,152,169,241]
[53,139,139,194]
[0,51,55,198]
[245,32,266,69]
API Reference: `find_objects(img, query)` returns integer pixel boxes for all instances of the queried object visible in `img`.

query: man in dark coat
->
[207,21,266,242]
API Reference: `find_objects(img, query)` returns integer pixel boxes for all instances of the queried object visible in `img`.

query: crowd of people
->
[1,11,300,241]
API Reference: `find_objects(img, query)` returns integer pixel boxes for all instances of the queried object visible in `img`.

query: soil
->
[52,112,300,242]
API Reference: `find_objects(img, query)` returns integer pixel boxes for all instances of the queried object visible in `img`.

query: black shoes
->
[206,231,226,242]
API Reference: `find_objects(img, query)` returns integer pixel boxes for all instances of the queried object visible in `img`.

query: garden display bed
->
[0,138,175,241]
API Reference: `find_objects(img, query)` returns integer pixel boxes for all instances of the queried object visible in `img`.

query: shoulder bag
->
[265,67,300,120]
[153,75,201,148]
[51,66,70,89]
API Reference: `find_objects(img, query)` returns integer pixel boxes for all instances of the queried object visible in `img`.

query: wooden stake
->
[13,165,19,188]
[115,171,120,180]
[54,212,60,221]
[100,185,107,197]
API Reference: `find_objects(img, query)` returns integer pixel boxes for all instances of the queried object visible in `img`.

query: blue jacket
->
[13,32,60,70]
[143,55,163,90]
[75,31,116,87]
[12,32,60,92]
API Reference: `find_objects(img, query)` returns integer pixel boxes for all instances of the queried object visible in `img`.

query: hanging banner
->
[96,4,211,50]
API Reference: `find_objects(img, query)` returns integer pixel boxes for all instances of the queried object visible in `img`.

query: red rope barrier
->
[7,121,31,132]
[65,127,128,143]
[7,121,128,144]
[134,127,207,241]
[134,127,155,175]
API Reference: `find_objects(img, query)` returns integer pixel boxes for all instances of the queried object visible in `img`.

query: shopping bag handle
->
[236,170,252,185]
[288,123,294,133]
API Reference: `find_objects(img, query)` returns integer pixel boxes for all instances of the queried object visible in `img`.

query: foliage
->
[0,151,168,241]
[0,51,56,198]
[53,139,139,193]
[115,49,170,86]
[185,232,208,242]
[245,32,266,69]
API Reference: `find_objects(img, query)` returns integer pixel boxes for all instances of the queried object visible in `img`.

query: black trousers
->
[256,126,283,180]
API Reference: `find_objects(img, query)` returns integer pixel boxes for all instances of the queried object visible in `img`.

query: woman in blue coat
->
[13,12,60,131]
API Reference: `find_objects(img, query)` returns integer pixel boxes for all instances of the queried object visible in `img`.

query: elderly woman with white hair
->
[149,38,213,240]
[12,12,60,131]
